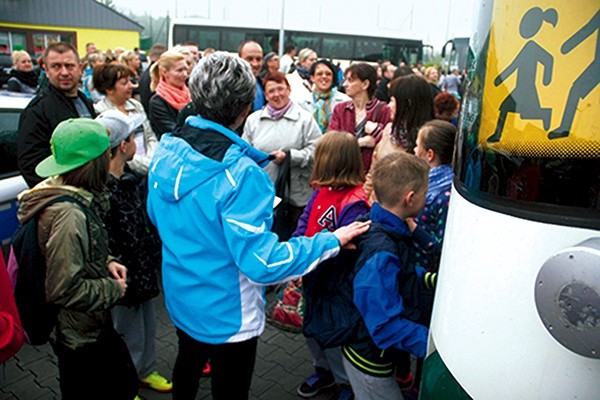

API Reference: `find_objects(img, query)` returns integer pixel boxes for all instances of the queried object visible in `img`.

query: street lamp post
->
[278,0,285,57]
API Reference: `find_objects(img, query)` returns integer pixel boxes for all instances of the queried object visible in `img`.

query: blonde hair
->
[310,131,364,188]
[172,45,194,68]
[424,66,438,82]
[150,50,186,91]
[11,50,30,66]
[118,50,137,65]
[113,46,126,56]
[298,48,316,63]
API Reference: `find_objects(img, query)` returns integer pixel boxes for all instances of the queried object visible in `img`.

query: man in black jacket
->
[17,42,96,187]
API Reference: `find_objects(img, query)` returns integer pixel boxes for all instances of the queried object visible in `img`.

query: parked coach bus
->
[169,18,424,66]
[422,0,599,398]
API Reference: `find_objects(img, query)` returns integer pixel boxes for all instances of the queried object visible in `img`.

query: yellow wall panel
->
[0,22,140,57]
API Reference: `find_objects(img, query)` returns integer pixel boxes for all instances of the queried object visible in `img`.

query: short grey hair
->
[189,52,256,127]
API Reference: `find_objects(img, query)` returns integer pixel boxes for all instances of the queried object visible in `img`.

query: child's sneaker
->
[139,371,173,393]
[202,361,211,377]
[395,371,414,390]
[296,368,336,397]
[337,384,354,400]
[400,385,419,400]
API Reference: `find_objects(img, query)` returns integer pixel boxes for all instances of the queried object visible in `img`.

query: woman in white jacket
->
[243,71,322,238]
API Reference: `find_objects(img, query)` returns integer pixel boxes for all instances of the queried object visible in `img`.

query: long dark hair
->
[62,150,110,192]
[390,75,434,153]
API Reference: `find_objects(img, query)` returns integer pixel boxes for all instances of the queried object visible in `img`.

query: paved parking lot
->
[0,292,341,400]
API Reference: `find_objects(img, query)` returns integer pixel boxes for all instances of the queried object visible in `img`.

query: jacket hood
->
[149,116,272,204]
[17,177,94,224]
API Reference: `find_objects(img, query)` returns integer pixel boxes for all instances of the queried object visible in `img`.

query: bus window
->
[220,31,244,52]
[355,38,384,61]
[289,32,321,54]
[190,28,220,50]
[322,37,353,60]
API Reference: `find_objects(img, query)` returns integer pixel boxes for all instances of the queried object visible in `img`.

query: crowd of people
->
[2,38,463,400]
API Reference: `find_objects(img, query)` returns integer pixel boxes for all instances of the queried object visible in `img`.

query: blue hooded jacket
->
[147,116,340,344]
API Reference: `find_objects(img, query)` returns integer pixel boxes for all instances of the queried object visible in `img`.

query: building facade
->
[0,0,143,58]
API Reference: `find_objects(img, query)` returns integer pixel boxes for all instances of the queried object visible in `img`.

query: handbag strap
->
[274,150,291,200]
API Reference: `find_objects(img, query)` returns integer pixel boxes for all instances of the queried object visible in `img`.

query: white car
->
[0,91,34,245]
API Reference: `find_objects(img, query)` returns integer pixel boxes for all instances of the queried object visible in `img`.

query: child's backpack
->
[7,195,86,345]
[302,249,363,348]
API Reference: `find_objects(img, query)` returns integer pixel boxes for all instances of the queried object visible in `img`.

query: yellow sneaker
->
[139,371,173,393]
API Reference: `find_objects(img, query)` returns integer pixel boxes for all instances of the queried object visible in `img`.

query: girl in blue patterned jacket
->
[409,120,457,275]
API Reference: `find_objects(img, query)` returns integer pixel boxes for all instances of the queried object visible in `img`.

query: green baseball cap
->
[35,118,110,178]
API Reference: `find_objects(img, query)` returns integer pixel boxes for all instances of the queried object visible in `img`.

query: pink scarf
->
[267,100,293,120]
[155,79,191,111]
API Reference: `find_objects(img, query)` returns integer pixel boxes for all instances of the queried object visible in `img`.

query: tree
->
[97,0,116,9]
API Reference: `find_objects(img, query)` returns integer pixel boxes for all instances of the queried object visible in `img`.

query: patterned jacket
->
[103,172,161,307]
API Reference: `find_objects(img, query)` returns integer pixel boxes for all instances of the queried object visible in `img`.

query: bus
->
[440,37,470,72]
[168,18,424,66]
[421,0,600,398]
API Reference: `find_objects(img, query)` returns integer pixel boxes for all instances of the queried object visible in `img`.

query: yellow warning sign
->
[481,1,600,158]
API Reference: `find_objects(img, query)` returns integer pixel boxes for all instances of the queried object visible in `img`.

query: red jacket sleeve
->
[0,255,24,362]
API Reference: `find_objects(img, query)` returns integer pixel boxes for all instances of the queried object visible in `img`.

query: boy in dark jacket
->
[341,152,429,400]
[96,110,172,394]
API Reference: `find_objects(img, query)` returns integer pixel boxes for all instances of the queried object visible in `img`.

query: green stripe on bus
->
[420,350,473,400]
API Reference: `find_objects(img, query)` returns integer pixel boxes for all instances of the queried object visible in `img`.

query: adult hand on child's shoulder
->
[333,220,371,249]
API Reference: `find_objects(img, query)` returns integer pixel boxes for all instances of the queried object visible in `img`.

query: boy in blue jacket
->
[342,152,430,400]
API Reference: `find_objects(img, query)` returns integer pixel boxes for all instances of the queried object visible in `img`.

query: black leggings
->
[53,324,138,400]
[172,328,258,400]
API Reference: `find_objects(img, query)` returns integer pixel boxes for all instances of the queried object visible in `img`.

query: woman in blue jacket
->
[146,52,370,400]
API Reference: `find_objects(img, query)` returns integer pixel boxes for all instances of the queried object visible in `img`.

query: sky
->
[111,0,476,52]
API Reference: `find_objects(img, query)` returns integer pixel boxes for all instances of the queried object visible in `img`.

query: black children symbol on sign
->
[487,7,558,143]
[549,10,600,139]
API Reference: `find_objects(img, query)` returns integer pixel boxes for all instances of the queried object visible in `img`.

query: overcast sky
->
[111,0,476,51]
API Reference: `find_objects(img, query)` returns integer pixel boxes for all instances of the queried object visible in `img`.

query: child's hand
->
[406,217,417,233]
[116,278,127,298]
[333,220,371,249]
[107,261,127,280]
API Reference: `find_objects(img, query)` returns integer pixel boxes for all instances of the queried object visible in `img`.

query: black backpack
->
[302,249,363,349]
[7,195,87,345]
